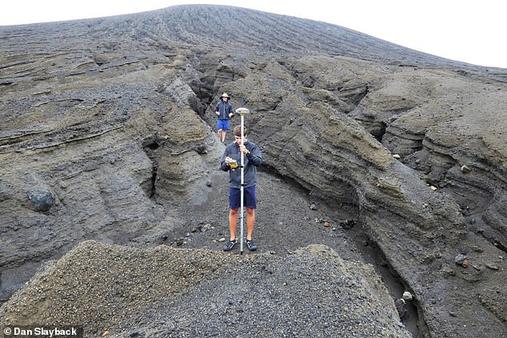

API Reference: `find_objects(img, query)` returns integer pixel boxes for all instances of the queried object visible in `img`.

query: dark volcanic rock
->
[26,188,55,211]
[0,4,506,338]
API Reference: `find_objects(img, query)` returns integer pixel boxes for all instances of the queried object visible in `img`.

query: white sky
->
[1,0,506,68]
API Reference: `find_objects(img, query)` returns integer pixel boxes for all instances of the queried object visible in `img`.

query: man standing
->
[215,92,234,143]
[220,125,262,251]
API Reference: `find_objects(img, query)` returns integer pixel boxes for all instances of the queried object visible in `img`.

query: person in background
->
[215,92,234,143]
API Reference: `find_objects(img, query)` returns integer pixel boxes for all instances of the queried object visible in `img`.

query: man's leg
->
[217,129,222,142]
[246,208,255,240]
[228,208,239,240]
[222,120,229,143]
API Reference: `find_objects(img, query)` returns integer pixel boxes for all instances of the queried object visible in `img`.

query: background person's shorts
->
[229,186,256,209]
[217,119,230,131]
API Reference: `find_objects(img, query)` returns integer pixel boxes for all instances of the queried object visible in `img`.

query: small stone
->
[402,291,413,301]
[462,258,470,268]
[393,154,401,159]
[449,311,457,317]
[340,219,355,230]
[430,185,437,191]
[454,254,467,266]
[323,221,331,227]
[394,299,407,319]
[332,227,337,231]
[175,238,184,246]
[218,237,226,242]
[441,266,456,276]
[310,203,317,210]
[485,263,499,270]
[460,165,471,173]
[102,331,110,337]
[206,180,212,187]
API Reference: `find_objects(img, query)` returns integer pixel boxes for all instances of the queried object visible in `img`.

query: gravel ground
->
[0,241,235,335]
[167,168,361,260]
[0,241,409,338]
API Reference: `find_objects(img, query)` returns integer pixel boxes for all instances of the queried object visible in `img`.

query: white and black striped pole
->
[235,107,249,255]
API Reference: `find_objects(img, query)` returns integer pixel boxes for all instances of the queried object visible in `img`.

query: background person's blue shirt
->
[216,100,233,120]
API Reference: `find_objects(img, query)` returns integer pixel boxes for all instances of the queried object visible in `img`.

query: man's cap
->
[221,92,230,98]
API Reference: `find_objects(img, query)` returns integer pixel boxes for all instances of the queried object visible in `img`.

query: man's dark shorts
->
[229,186,256,209]
[217,119,230,131]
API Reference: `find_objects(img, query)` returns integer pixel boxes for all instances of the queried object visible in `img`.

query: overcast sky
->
[1,0,506,68]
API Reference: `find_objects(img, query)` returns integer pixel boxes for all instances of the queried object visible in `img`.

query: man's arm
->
[228,103,234,118]
[215,102,220,116]
[246,144,262,166]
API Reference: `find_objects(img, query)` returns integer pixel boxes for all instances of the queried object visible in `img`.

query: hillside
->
[1,5,506,338]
